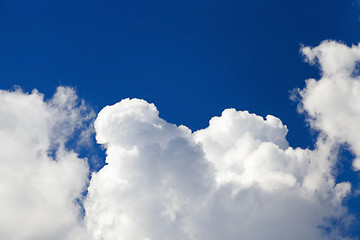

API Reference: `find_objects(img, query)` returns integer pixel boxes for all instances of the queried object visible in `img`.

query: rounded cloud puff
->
[85,97,351,240]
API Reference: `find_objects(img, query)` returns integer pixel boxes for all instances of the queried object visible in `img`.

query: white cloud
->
[1,41,360,240]
[84,98,352,240]
[85,98,212,240]
[297,40,360,170]
[0,87,92,240]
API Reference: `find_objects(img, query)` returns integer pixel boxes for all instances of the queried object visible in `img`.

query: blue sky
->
[1,1,360,239]
[1,0,359,145]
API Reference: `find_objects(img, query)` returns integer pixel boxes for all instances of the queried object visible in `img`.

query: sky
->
[1,0,360,239]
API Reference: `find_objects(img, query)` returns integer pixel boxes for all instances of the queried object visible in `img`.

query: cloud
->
[297,40,360,170]
[1,41,360,240]
[84,98,352,240]
[85,99,212,240]
[0,87,92,240]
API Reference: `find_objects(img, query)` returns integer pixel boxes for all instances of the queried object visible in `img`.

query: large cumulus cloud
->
[83,96,351,240]
[1,40,360,240]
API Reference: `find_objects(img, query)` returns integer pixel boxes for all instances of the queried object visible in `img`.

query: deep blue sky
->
[1,0,359,149]
[1,0,360,237]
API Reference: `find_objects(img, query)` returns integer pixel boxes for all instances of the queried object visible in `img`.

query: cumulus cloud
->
[84,98,351,240]
[1,41,360,240]
[297,40,360,170]
[0,87,93,240]
[85,99,212,240]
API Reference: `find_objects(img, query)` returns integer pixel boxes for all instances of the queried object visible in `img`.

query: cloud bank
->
[0,41,359,239]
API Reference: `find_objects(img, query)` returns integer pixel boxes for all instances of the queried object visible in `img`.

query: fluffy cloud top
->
[85,99,350,240]
[1,41,360,240]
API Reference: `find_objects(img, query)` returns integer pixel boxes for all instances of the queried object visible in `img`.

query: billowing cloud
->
[1,41,360,240]
[84,99,351,240]
[0,87,92,240]
[297,41,360,170]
